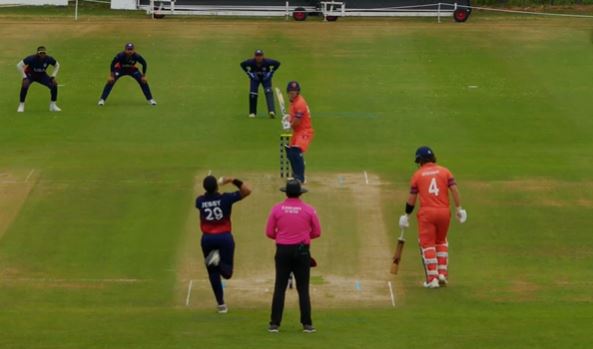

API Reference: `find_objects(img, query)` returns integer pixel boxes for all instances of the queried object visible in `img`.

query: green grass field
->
[1,7,593,348]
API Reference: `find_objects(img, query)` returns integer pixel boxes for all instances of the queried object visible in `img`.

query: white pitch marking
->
[207,169,212,176]
[25,169,34,182]
[363,171,369,185]
[185,280,194,306]
[388,281,396,307]
[468,85,479,89]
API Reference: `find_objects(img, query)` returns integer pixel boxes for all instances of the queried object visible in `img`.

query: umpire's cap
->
[415,146,436,164]
[203,175,218,194]
[280,179,308,197]
[287,81,301,93]
[254,49,264,56]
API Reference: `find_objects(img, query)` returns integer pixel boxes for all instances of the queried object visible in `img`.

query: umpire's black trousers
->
[270,244,312,326]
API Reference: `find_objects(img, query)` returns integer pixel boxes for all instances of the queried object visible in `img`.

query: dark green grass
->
[1,13,593,349]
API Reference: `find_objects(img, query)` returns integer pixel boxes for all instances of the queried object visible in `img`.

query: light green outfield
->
[1,7,593,348]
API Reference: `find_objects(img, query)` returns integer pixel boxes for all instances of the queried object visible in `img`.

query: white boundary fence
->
[142,0,458,18]
[140,1,593,20]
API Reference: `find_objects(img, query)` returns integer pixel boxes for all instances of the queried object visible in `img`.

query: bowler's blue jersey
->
[196,192,243,234]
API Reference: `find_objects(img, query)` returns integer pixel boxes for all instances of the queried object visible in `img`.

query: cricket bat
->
[390,229,406,275]
[275,87,287,115]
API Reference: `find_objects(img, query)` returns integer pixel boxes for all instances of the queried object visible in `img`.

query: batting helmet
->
[415,146,436,164]
[287,81,301,93]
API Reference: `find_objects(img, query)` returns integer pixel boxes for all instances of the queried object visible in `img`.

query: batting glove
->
[456,207,467,223]
[282,120,291,130]
[398,214,410,229]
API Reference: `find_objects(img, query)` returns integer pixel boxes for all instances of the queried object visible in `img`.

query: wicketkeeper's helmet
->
[287,81,301,92]
[415,146,436,164]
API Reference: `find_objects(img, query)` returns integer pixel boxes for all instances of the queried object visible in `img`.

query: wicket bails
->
[279,133,291,178]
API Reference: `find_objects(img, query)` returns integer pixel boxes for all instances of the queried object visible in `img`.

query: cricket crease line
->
[363,171,369,185]
[25,169,34,183]
[388,281,395,307]
[185,280,193,306]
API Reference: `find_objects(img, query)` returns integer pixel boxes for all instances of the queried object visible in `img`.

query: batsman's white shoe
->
[423,278,440,289]
[217,304,228,314]
[205,250,220,267]
[17,103,25,113]
[97,99,105,106]
[438,274,448,286]
[49,102,61,112]
[248,113,256,118]
[149,99,157,106]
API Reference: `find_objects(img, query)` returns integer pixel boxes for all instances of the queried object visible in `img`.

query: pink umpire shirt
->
[265,198,321,245]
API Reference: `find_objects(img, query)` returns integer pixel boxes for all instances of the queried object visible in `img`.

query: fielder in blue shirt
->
[16,46,61,112]
[240,49,280,118]
[98,43,156,106]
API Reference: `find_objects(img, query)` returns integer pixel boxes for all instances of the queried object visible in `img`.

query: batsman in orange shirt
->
[398,146,467,288]
[282,81,314,183]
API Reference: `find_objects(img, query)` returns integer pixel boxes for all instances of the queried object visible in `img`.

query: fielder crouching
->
[399,146,467,288]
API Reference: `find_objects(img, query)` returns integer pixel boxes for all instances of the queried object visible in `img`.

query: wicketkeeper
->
[98,43,156,106]
[196,175,251,313]
[398,146,467,288]
[240,49,280,118]
[283,81,314,183]
[16,46,61,112]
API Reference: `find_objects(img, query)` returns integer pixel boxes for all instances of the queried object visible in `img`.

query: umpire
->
[265,179,321,333]
[240,49,280,118]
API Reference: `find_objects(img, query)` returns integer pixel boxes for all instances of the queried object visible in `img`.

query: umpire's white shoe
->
[205,250,220,267]
[97,99,105,106]
[248,113,256,118]
[49,102,61,112]
[217,304,228,314]
[17,103,25,113]
[149,99,157,106]
[423,278,440,289]
[438,274,448,286]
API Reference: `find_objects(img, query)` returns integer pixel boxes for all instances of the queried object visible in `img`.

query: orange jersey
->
[289,95,313,133]
[410,163,456,209]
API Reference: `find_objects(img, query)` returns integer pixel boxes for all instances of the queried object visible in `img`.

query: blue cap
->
[254,49,264,56]
[287,81,301,92]
[415,146,434,163]
[125,42,135,50]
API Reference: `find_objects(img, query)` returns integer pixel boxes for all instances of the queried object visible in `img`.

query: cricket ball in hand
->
[218,177,224,185]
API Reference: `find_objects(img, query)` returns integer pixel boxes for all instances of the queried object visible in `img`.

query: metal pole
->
[437,2,441,23]
[74,0,79,21]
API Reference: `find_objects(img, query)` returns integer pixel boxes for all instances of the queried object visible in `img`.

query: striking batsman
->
[16,46,61,112]
[283,81,314,183]
[195,175,251,313]
[398,146,467,288]
[98,43,156,106]
[240,50,280,118]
